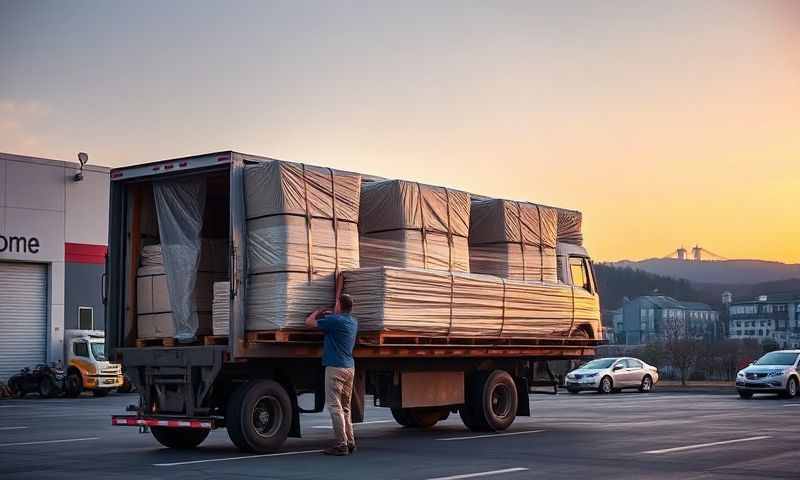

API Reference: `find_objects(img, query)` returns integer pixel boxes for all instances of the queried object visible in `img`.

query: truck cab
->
[64,330,123,397]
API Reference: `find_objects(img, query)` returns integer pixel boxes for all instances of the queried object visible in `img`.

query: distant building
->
[616,295,720,345]
[727,293,800,348]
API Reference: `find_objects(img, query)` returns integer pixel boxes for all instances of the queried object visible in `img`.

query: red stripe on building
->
[65,243,107,264]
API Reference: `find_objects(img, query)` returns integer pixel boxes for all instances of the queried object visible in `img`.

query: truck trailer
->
[107,151,602,452]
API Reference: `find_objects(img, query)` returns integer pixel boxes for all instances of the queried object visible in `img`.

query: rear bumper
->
[112,415,216,429]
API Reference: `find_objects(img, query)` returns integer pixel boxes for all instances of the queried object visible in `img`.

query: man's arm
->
[305,307,326,329]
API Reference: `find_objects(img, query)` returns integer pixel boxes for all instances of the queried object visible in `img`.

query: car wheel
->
[598,376,613,394]
[65,372,82,398]
[151,427,210,449]
[38,376,57,398]
[639,375,653,393]
[782,377,798,399]
[738,390,753,399]
[226,379,293,453]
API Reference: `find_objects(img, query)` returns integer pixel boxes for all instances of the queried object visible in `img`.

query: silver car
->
[736,350,800,399]
[565,357,659,394]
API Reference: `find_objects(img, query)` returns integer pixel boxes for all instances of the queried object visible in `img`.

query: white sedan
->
[565,357,659,394]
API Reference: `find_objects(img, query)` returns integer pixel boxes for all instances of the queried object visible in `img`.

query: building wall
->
[0,152,108,365]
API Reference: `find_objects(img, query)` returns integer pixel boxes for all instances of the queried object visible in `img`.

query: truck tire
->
[226,379,293,453]
[391,407,448,428]
[151,427,210,449]
[38,376,57,398]
[65,372,82,398]
[460,370,518,432]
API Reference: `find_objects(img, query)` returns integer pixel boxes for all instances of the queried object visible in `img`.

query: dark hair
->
[339,293,353,313]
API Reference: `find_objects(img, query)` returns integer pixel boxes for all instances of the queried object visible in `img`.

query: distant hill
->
[610,258,800,285]
[595,263,800,314]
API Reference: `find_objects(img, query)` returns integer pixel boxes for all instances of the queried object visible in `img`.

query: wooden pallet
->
[202,335,229,346]
[135,337,176,348]
[246,330,324,343]
[356,331,586,347]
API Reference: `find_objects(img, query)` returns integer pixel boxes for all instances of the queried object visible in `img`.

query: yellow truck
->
[63,330,123,397]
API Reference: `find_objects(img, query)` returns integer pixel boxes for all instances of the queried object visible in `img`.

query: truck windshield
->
[581,358,616,369]
[754,352,798,366]
[90,342,106,361]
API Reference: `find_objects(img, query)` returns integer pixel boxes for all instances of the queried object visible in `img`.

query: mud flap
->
[284,382,302,438]
[351,368,366,423]
[516,377,531,417]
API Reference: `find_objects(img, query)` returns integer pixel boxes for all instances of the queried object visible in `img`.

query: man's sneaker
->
[348,443,357,454]
[323,445,349,456]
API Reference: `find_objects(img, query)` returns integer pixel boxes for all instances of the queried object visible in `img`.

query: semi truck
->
[107,151,602,452]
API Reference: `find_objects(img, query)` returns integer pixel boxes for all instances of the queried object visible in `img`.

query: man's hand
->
[305,307,333,329]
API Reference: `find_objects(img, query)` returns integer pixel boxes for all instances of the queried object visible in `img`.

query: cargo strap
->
[301,164,313,282]
[416,182,429,269]
[499,277,507,336]
[444,187,453,271]
[328,168,340,276]
[447,271,455,336]
[536,204,544,282]
[515,201,526,281]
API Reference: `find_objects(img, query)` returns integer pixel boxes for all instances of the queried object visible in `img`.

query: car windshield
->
[581,358,616,369]
[90,342,106,361]
[754,352,798,366]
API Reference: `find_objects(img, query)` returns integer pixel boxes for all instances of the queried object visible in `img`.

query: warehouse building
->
[727,293,800,348]
[616,295,720,345]
[0,152,109,381]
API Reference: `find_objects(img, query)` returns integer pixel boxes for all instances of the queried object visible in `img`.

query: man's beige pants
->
[325,366,355,448]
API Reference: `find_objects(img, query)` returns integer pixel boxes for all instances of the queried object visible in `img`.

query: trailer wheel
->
[151,427,210,449]
[460,370,518,432]
[226,379,293,453]
[391,407,448,428]
[38,376,57,398]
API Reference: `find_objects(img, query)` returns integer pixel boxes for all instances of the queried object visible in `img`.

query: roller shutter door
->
[0,262,48,382]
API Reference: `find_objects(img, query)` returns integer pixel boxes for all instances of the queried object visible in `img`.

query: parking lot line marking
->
[427,467,529,480]
[437,430,545,441]
[0,436,100,447]
[642,435,771,454]
[312,420,394,429]
[0,427,28,431]
[153,449,324,466]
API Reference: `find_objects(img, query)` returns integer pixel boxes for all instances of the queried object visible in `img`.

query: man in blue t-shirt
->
[305,293,358,456]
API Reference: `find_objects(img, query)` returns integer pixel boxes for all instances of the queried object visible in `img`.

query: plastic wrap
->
[212,281,230,336]
[153,178,207,341]
[135,239,226,340]
[246,273,336,330]
[359,180,470,272]
[244,160,361,332]
[469,199,558,282]
[556,208,583,246]
[343,266,595,338]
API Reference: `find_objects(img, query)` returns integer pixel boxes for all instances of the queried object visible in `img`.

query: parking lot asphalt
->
[1,390,798,480]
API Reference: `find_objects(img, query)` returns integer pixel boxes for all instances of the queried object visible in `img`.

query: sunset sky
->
[1,1,798,263]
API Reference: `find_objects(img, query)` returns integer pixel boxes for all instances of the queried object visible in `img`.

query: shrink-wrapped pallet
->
[244,160,361,331]
[359,180,470,272]
[212,281,230,336]
[555,208,583,246]
[343,266,583,338]
[136,240,226,339]
[469,199,558,283]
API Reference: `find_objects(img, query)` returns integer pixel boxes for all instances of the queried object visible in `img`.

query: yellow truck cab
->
[64,330,123,397]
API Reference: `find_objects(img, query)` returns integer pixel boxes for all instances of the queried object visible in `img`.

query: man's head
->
[339,293,353,314]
